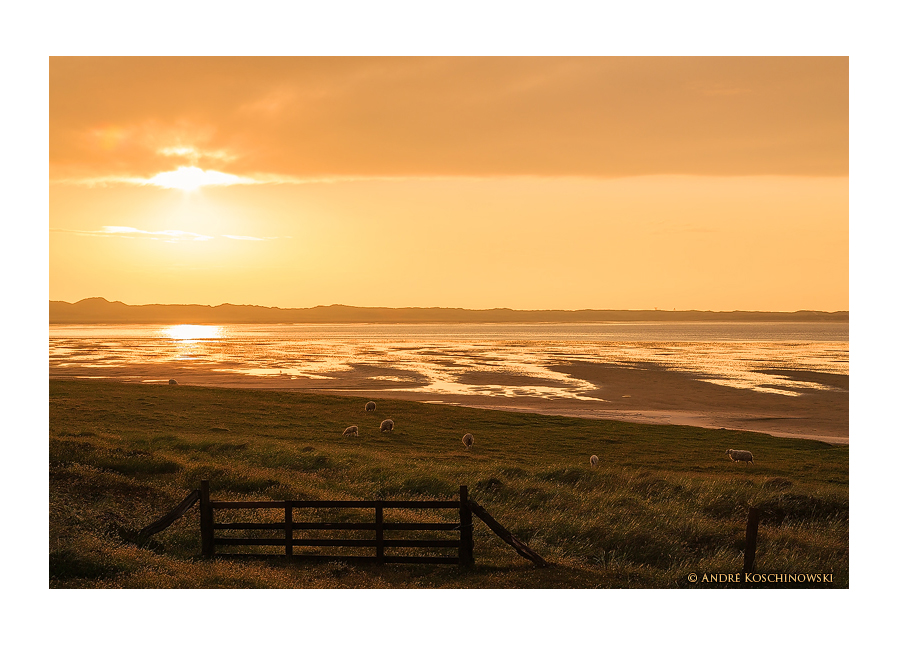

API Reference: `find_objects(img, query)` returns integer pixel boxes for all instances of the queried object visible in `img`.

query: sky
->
[49,56,848,311]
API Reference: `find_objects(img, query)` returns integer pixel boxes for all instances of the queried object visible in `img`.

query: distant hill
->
[49,298,849,324]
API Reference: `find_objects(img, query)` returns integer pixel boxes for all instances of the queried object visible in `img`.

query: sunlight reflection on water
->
[164,324,223,341]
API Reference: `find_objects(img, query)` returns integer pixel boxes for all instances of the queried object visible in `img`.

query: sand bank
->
[50,359,848,445]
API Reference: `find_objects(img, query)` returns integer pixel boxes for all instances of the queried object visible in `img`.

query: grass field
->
[49,379,849,588]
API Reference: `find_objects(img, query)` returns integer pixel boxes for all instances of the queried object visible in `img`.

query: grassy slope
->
[49,379,849,588]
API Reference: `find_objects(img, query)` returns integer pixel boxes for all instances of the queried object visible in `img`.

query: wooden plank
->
[214,538,460,548]
[218,554,380,563]
[215,538,378,547]
[459,485,474,566]
[212,522,459,531]
[214,538,289,546]
[214,553,458,564]
[384,556,459,564]
[376,504,384,565]
[200,480,214,558]
[380,501,460,509]
[382,522,458,531]
[212,521,458,536]
[137,489,200,543]
[294,522,376,531]
[384,540,460,548]
[214,522,293,531]
[214,522,378,531]
[467,499,548,567]
[212,501,293,509]
[285,501,379,508]
[212,499,459,510]
[743,507,760,574]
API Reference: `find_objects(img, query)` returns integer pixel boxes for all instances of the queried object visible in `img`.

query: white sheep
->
[365,401,376,412]
[590,455,599,467]
[343,425,359,437]
[725,449,754,464]
[462,433,474,449]
[379,419,394,432]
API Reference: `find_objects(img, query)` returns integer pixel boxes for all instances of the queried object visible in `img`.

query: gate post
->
[375,503,385,564]
[200,480,214,558]
[459,485,473,566]
[285,503,293,557]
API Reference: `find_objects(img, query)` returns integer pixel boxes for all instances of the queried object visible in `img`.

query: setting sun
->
[146,166,251,191]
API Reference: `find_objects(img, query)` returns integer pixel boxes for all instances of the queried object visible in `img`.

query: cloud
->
[51,226,284,242]
[52,169,403,189]
[222,234,268,241]
[104,226,214,241]
[157,146,238,163]
[51,226,213,242]
[50,58,848,179]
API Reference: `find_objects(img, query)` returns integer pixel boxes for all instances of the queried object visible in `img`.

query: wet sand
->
[51,358,848,445]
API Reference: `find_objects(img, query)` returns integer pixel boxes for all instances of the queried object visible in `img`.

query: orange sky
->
[49,57,848,311]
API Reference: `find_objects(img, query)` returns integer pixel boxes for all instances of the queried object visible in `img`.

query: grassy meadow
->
[49,379,849,588]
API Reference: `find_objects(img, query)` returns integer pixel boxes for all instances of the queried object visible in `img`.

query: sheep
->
[725,449,754,465]
[379,419,394,432]
[590,455,599,468]
[462,433,474,450]
[365,401,376,412]
[168,379,178,385]
[343,425,359,437]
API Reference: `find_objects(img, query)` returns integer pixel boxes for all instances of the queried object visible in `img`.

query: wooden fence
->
[138,483,760,572]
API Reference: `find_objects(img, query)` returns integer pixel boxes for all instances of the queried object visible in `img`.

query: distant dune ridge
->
[49,298,849,325]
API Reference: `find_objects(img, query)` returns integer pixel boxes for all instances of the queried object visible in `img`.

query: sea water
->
[49,322,848,401]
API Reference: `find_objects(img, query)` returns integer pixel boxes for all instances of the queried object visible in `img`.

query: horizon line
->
[50,297,848,315]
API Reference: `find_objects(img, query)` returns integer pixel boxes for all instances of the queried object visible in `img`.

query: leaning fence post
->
[200,480,214,558]
[743,507,760,574]
[459,485,473,566]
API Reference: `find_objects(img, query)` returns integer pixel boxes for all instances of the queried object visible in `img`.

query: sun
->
[146,166,251,191]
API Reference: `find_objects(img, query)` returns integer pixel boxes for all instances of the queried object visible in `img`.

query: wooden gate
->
[200,480,474,565]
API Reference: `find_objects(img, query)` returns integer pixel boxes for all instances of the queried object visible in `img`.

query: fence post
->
[459,485,473,566]
[376,503,384,565]
[743,507,760,574]
[200,480,214,558]
[285,503,293,557]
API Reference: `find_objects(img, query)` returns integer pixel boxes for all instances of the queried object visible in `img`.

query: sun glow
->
[146,166,252,191]
[164,325,223,341]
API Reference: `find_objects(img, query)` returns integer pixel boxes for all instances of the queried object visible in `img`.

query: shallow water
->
[50,322,848,401]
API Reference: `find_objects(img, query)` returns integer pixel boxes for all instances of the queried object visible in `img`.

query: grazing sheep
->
[343,425,359,437]
[462,433,474,449]
[365,401,376,412]
[590,455,599,467]
[168,379,178,385]
[725,449,754,465]
[379,419,394,432]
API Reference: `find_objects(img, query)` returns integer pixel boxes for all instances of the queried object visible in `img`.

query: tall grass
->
[49,379,848,588]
